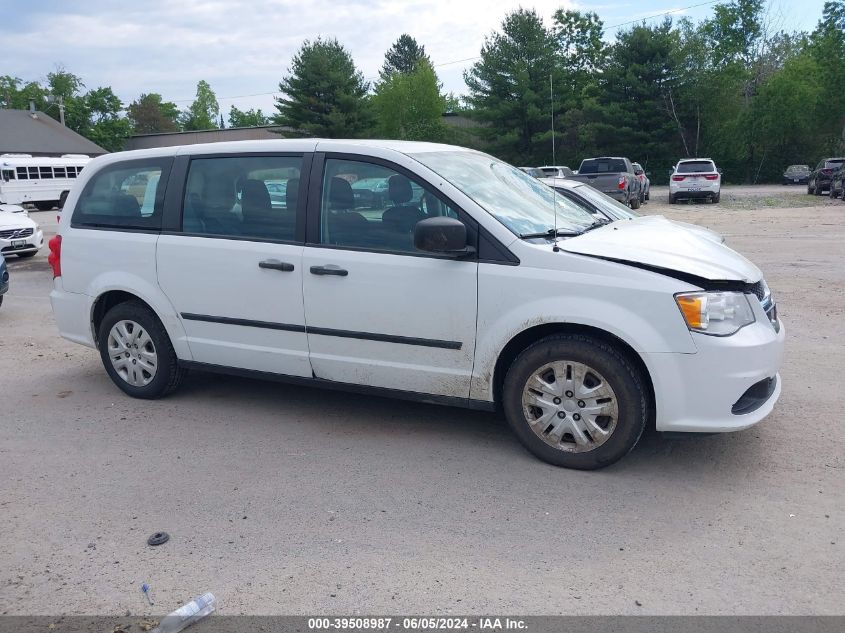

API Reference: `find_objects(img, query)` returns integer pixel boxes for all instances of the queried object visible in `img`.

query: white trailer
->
[0,154,91,210]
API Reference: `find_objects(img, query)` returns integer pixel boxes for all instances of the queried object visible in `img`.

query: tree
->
[228,106,270,127]
[84,87,131,151]
[371,59,446,141]
[380,34,430,79]
[553,10,607,75]
[181,80,219,130]
[127,93,180,134]
[274,38,372,138]
[464,9,561,164]
[42,69,90,133]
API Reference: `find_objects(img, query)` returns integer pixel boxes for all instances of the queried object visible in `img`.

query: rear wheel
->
[97,300,186,399]
[644,188,650,201]
[712,192,721,203]
[502,334,647,470]
[808,181,814,195]
[629,194,641,210]
[669,194,677,204]
[815,181,823,196]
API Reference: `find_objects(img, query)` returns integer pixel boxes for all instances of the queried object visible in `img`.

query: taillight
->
[821,169,833,175]
[48,235,61,278]
[672,175,685,181]
[704,174,719,180]
[618,176,626,190]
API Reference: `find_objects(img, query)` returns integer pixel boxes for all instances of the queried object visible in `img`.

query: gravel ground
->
[0,186,842,617]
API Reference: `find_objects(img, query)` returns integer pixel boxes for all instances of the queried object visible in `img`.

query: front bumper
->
[645,302,785,433]
[0,229,43,256]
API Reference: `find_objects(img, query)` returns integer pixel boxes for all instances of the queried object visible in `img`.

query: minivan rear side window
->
[181,155,303,241]
[72,158,172,230]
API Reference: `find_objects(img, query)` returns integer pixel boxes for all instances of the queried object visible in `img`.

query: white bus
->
[0,154,91,210]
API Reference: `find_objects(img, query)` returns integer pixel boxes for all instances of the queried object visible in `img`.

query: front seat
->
[327,177,367,245]
[382,175,425,235]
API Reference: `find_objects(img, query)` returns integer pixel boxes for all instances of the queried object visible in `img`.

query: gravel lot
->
[1,185,842,616]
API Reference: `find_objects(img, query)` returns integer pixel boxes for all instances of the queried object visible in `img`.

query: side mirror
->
[414,216,474,257]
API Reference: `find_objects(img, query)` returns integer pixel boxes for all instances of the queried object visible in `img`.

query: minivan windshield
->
[410,151,596,237]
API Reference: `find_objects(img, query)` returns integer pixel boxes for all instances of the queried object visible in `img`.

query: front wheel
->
[502,335,647,469]
[97,300,186,399]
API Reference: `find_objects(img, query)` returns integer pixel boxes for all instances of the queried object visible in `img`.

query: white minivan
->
[49,140,784,469]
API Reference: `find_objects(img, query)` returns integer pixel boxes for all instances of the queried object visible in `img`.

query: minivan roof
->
[98,139,475,162]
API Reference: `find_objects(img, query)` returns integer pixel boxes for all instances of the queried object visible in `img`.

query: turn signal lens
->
[675,291,755,336]
[676,294,705,329]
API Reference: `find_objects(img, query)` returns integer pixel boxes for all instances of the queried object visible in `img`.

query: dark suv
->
[808,158,845,195]
[829,165,845,200]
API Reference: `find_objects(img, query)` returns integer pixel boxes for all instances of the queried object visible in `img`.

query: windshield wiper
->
[519,228,582,239]
[579,218,611,233]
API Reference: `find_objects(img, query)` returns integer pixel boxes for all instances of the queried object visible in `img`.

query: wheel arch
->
[491,322,655,422]
[89,288,192,360]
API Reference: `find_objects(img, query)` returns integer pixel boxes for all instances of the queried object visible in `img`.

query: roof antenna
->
[550,73,560,252]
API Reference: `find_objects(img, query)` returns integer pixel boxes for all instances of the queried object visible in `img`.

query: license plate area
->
[11,239,26,248]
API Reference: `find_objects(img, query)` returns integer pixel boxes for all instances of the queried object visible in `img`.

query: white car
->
[0,203,28,215]
[49,140,784,470]
[540,177,725,243]
[0,209,42,258]
[670,158,721,203]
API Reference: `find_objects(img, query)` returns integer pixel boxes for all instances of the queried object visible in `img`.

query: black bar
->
[308,326,462,350]
[179,313,461,349]
[180,313,305,333]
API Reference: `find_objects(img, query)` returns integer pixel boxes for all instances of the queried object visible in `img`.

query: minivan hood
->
[561,216,761,282]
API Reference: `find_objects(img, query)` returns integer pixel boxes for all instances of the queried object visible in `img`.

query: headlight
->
[675,291,755,336]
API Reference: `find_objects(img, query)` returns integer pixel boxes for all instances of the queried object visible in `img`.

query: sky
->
[2,0,831,119]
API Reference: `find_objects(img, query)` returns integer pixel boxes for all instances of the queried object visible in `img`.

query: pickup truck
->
[568,157,642,209]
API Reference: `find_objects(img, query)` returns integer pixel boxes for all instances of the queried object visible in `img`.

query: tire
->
[0,295,3,308]
[669,194,676,204]
[97,300,186,399]
[808,181,814,195]
[712,192,721,203]
[815,181,823,196]
[502,334,648,470]
[17,252,36,258]
[629,194,641,210]
[645,188,650,201]
[34,201,55,211]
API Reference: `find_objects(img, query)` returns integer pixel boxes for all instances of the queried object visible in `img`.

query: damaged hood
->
[561,216,761,282]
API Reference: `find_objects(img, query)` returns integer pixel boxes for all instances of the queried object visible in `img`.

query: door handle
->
[259,259,295,272]
[310,264,348,277]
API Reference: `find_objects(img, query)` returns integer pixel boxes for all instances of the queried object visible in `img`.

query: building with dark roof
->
[0,108,106,157]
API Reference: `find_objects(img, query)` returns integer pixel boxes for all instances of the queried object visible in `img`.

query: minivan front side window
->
[319,158,459,253]
[410,151,595,237]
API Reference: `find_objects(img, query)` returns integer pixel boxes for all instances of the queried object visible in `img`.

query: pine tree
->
[275,38,372,138]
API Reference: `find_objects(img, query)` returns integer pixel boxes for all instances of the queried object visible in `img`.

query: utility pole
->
[58,95,65,126]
